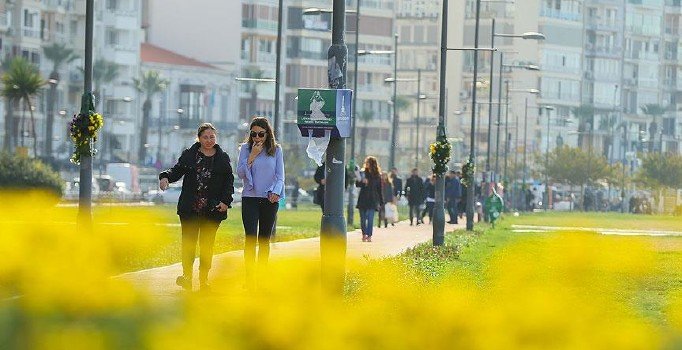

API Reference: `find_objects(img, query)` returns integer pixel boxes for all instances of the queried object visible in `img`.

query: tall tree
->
[134,70,168,164]
[1,57,44,157]
[1,59,13,151]
[85,59,121,102]
[43,43,78,161]
[640,104,666,153]
[572,104,594,149]
[542,146,613,187]
[637,152,682,189]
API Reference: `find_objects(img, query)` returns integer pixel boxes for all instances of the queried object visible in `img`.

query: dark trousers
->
[421,201,435,223]
[179,215,220,282]
[409,204,421,224]
[242,197,279,276]
[447,199,459,223]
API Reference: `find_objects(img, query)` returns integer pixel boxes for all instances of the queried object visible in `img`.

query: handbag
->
[385,203,398,223]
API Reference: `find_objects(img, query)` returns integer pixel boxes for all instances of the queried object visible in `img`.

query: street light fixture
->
[487,18,545,186]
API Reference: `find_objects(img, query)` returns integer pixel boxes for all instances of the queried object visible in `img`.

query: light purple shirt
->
[236,143,285,199]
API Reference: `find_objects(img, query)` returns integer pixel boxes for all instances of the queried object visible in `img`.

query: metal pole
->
[389,33,399,169]
[347,0,361,226]
[466,0,482,231]
[512,91,520,211]
[522,97,528,211]
[500,80,504,204]
[321,0,348,291]
[415,69,421,168]
[544,107,550,211]
[486,18,495,184]
[273,0,283,137]
[494,51,503,184]
[156,112,162,165]
[585,122,593,211]
[78,0,94,231]
[621,123,627,213]
[433,0,449,243]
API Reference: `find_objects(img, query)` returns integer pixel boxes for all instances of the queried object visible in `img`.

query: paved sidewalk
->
[119,219,465,298]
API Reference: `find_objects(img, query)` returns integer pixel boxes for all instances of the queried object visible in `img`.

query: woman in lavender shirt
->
[236,117,285,286]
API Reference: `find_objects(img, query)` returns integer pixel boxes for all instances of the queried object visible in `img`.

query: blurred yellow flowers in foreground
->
[0,192,680,349]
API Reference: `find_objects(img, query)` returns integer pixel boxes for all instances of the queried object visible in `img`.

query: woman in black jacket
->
[159,123,234,291]
[356,156,383,242]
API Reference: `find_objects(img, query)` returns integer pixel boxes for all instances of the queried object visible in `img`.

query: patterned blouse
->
[192,151,215,213]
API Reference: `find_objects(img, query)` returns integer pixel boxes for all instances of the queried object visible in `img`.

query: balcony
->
[242,19,277,31]
[585,20,621,32]
[540,7,581,22]
[22,27,42,39]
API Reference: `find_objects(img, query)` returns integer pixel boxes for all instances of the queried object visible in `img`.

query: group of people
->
[159,117,284,292]
[404,169,464,226]
[315,162,466,242]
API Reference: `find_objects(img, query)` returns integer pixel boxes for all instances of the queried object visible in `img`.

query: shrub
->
[0,153,63,197]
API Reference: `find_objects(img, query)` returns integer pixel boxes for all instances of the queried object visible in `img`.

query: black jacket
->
[405,175,425,205]
[159,143,234,221]
[356,173,383,210]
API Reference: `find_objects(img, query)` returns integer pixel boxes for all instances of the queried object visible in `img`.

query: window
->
[106,0,118,10]
[106,28,119,45]
[180,85,205,125]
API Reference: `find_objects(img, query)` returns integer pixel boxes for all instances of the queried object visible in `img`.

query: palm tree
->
[572,104,594,149]
[1,57,44,157]
[640,103,666,153]
[1,59,13,151]
[83,59,121,102]
[134,70,168,163]
[43,43,78,160]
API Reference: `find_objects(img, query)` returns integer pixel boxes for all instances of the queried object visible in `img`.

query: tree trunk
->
[138,98,151,164]
[27,98,38,158]
[3,97,12,151]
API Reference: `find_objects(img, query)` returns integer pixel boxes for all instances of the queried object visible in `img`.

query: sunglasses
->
[250,131,266,138]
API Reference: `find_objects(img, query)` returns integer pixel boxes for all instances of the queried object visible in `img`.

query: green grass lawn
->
[391,213,682,326]
[511,211,682,231]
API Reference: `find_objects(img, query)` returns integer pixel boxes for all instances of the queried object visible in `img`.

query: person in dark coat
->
[445,170,462,224]
[404,168,425,225]
[378,171,395,228]
[421,175,436,224]
[356,156,384,242]
[314,163,325,211]
[390,167,403,199]
[159,123,234,291]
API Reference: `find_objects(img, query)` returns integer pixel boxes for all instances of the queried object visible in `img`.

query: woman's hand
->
[267,192,280,203]
[247,141,264,165]
[159,178,169,190]
[362,178,368,184]
[216,202,229,212]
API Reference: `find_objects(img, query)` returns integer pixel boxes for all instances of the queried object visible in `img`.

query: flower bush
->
[429,138,451,176]
[69,111,104,164]
[0,192,680,349]
[461,159,475,188]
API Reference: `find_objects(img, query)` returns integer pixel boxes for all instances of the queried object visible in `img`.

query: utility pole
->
[389,33,399,169]
[347,0,361,226]
[321,0,348,291]
[415,69,421,168]
[486,18,495,184]
[432,0,449,244]
[466,0,482,231]
[78,0,94,231]
[273,0,284,137]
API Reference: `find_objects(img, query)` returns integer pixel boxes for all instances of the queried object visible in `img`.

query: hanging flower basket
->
[429,138,451,176]
[461,160,476,188]
[69,111,104,164]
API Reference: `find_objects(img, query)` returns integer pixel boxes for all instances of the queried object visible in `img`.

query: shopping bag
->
[385,203,399,223]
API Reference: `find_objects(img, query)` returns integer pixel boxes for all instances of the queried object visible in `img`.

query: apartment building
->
[447,0,681,182]
[395,0,442,172]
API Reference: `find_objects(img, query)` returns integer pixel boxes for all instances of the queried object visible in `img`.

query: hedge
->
[0,153,64,197]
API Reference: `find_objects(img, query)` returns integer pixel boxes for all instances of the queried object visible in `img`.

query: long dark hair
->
[244,116,277,156]
[363,156,381,179]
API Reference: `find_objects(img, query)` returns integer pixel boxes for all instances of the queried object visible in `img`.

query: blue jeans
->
[359,208,376,237]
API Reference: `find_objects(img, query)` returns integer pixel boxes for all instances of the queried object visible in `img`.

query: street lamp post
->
[320,0,348,290]
[347,0,361,227]
[78,0,95,230]
[415,69,423,168]
[389,33,399,169]
[465,0,482,231]
[543,105,555,211]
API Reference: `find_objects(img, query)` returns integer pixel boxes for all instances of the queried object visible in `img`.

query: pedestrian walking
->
[236,117,285,288]
[404,168,425,225]
[159,123,234,292]
[356,156,383,242]
[378,172,395,228]
[421,174,436,224]
[445,170,462,224]
[390,167,403,199]
[313,163,325,211]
